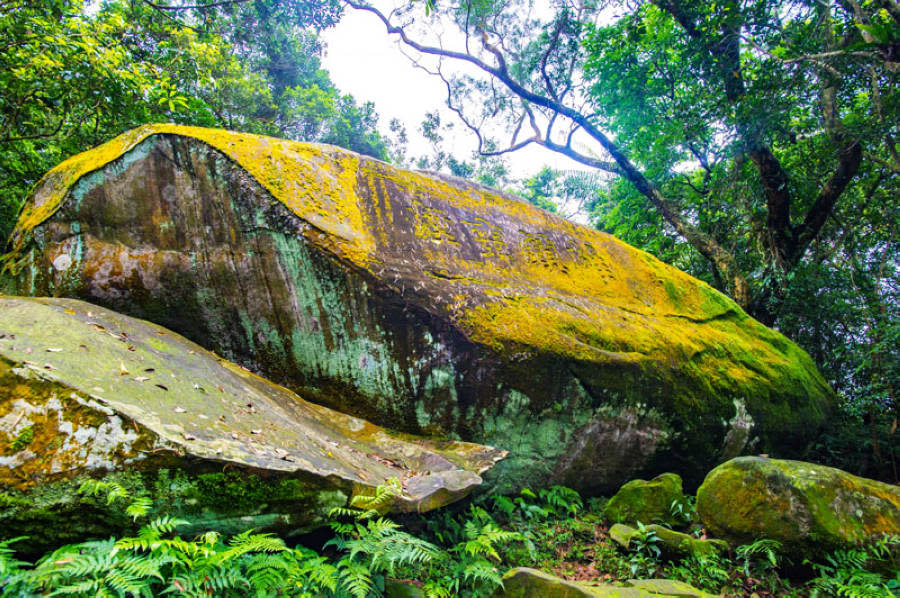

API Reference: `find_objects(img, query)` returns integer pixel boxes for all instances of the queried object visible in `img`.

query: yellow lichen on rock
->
[6,124,832,409]
[5,125,830,398]
[8,124,376,267]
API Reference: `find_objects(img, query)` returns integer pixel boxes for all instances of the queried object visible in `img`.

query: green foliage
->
[735,538,783,577]
[3,479,899,597]
[666,552,731,593]
[7,426,34,453]
[668,495,696,526]
[626,522,663,577]
[0,480,359,597]
[808,535,900,597]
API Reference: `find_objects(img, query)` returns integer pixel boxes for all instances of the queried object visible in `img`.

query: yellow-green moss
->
[604,473,685,526]
[8,124,375,266]
[696,457,900,556]
[5,126,830,410]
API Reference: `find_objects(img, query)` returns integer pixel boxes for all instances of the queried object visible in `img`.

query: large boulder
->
[3,124,833,492]
[0,296,503,551]
[697,456,900,555]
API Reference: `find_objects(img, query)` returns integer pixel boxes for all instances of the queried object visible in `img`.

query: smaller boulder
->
[609,524,727,561]
[609,523,640,550]
[697,456,900,556]
[495,568,715,597]
[604,473,686,526]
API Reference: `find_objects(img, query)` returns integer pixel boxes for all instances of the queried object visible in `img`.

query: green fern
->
[337,559,374,598]
[735,538,783,575]
[808,535,900,597]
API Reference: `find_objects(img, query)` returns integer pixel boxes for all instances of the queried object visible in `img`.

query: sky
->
[320,5,593,180]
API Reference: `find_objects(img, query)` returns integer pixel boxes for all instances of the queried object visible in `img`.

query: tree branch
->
[347,0,751,306]
[792,139,863,263]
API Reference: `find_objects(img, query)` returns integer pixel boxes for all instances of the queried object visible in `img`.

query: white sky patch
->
[321,4,596,180]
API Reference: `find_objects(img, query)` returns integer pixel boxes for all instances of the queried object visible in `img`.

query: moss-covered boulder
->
[608,524,727,561]
[496,568,715,597]
[697,457,900,556]
[0,296,503,551]
[3,124,834,492]
[604,473,685,525]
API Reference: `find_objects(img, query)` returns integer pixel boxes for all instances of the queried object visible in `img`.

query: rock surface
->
[609,524,728,560]
[4,124,834,492]
[604,473,686,526]
[697,456,900,555]
[0,296,503,550]
[496,567,715,597]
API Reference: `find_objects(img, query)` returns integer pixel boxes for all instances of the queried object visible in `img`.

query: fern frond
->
[125,497,152,520]
[350,477,402,514]
[338,559,374,598]
[47,578,102,596]
[459,558,503,590]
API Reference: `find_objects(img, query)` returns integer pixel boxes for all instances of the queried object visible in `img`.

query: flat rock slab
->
[496,568,716,597]
[0,296,503,548]
[4,124,833,492]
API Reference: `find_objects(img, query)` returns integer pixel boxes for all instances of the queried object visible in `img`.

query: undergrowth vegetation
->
[0,480,897,597]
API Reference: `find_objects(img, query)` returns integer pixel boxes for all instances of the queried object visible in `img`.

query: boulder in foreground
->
[697,456,900,556]
[496,567,715,597]
[4,124,834,492]
[0,296,503,550]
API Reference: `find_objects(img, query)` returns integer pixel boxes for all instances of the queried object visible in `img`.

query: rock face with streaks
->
[3,124,834,492]
[0,296,503,551]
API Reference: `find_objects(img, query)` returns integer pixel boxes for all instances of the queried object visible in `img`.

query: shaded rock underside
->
[0,296,503,548]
